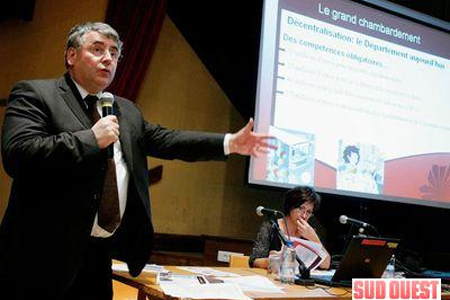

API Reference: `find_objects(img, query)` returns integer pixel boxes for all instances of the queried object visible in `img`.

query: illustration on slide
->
[419,164,450,200]
[337,142,384,194]
[266,126,315,185]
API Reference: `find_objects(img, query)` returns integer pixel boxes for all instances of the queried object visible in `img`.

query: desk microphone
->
[256,206,283,218]
[339,215,372,228]
[339,215,381,237]
[100,92,115,158]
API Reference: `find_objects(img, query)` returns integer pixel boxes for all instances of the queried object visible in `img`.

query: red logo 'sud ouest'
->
[352,278,441,300]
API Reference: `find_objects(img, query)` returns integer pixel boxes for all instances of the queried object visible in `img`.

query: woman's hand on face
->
[296,218,320,243]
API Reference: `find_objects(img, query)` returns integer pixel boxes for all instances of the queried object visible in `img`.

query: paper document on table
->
[112,262,168,274]
[112,262,166,284]
[219,275,284,293]
[160,273,210,285]
[290,237,327,271]
[176,266,240,277]
[160,282,252,300]
[311,269,336,277]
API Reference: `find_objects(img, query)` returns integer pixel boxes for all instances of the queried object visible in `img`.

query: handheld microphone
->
[100,92,115,158]
[339,215,371,228]
[256,206,283,218]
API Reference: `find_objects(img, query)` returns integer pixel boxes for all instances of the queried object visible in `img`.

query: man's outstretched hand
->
[228,118,277,157]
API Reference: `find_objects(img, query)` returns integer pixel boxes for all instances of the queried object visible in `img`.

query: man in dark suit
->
[0,22,274,300]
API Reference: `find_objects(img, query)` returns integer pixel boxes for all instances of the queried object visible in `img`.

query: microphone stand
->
[269,218,315,286]
[356,223,380,237]
[341,224,381,259]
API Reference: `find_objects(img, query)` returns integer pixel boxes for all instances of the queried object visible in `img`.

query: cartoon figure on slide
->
[337,144,382,194]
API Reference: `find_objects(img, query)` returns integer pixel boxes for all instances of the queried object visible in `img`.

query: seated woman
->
[249,186,331,269]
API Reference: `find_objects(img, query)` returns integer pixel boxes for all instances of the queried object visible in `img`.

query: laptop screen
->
[333,236,400,282]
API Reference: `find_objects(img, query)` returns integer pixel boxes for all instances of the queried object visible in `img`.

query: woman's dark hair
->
[283,186,321,215]
[343,145,360,164]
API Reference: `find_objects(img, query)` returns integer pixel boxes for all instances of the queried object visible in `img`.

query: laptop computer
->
[405,269,450,284]
[308,235,400,287]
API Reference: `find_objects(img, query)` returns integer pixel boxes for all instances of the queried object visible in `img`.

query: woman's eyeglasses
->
[294,206,314,217]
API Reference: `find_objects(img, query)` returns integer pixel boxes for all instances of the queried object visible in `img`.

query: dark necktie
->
[85,95,121,233]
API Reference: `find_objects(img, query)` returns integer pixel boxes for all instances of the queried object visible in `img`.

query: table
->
[113,266,353,300]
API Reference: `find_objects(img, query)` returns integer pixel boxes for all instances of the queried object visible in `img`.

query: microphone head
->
[339,215,348,224]
[256,206,265,217]
[100,92,114,107]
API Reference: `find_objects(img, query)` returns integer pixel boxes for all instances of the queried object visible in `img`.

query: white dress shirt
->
[72,80,129,238]
[72,79,230,238]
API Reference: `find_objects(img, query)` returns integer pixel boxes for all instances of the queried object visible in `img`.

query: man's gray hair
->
[64,22,123,68]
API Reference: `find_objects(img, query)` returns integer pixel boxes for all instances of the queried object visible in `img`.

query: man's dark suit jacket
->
[0,74,226,298]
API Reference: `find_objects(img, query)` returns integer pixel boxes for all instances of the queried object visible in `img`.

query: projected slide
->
[249,0,450,208]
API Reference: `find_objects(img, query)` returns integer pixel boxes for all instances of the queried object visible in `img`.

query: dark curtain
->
[105,0,167,102]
